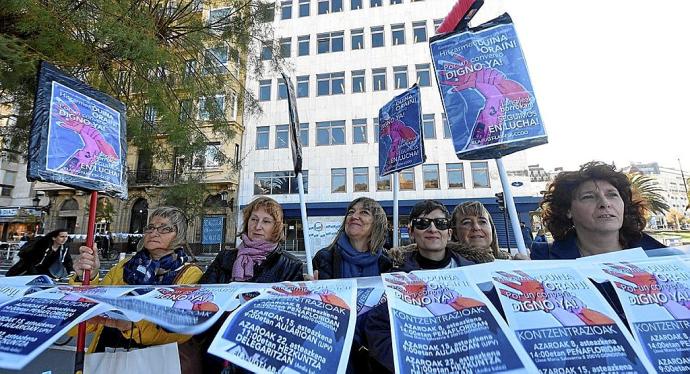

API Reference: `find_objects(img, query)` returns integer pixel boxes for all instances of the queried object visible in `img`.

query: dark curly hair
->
[540,161,646,246]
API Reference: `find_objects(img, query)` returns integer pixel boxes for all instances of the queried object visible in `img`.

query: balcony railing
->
[127,169,175,186]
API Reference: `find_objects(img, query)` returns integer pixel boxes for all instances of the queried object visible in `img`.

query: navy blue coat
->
[530,232,665,260]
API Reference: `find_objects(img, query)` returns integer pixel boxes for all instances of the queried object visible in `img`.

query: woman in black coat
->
[7,229,73,278]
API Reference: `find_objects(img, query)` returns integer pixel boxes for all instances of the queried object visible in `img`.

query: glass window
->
[254,171,308,195]
[353,167,369,192]
[399,168,415,190]
[423,164,439,189]
[433,18,443,33]
[261,42,272,61]
[447,163,465,189]
[416,63,431,87]
[331,168,346,193]
[193,142,222,168]
[352,70,365,93]
[318,0,341,13]
[390,0,402,4]
[258,2,275,22]
[278,78,288,100]
[318,0,328,13]
[183,59,196,78]
[299,123,309,146]
[256,126,270,149]
[317,31,344,54]
[298,35,310,56]
[370,0,382,7]
[413,21,427,43]
[281,0,292,19]
[259,79,271,101]
[375,167,391,191]
[179,99,193,122]
[393,66,408,89]
[297,75,309,97]
[202,46,228,75]
[276,124,289,148]
[144,104,157,124]
[371,26,384,47]
[471,161,490,188]
[332,0,343,12]
[209,7,231,34]
[229,91,238,120]
[372,68,386,91]
[442,113,451,138]
[316,120,346,145]
[391,24,405,45]
[280,37,291,57]
[316,72,345,95]
[298,0,309,16]
[351,28,364,50]
[199,95,225,120]
[373,117,379,143]
[422,114,435,139]
[351,0,362,10]
[332,31,344,52]
[352,118,367,143]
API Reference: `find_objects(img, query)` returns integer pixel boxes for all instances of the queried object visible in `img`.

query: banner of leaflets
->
[383,270,536,373]
[208,280,357,374]
[492,266,656,373]
[378,85,425,176]
[429,13,547,160]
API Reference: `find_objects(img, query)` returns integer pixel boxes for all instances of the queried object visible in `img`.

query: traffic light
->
[495,192,505,211]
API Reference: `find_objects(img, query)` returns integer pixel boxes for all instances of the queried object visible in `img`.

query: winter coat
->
[530,231,665,260]
[200,245,304,284]
[312,243,393,280]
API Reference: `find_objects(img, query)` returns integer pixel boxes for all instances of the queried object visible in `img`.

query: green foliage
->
[628,173,670,215]
[160,175,208,222]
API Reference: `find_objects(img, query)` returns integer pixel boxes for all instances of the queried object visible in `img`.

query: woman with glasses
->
[312,197,392,280]
[71,206,202,356]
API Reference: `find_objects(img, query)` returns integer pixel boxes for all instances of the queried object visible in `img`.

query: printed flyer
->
[208,280,357,374]
[493,267,654,373]
[383,270,536,373]
[602,258,690,372]
[356,276,386,316]
[378,85,425,176]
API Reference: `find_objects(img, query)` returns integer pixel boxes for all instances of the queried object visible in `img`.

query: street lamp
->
[32,194,41,207]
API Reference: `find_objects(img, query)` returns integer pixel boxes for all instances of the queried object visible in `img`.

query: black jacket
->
[7,243,73,277]
[312,244,393,280]
[200,245,304,284]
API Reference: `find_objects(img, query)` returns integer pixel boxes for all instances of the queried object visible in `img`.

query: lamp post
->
[32,194,42,234]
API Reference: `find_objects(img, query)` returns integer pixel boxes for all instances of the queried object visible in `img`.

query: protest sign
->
[493,267,655,373]
[378,85,425,176]
[0,275,54,286]
[430,13,546,160]
[356,277,386,316]
[602,259,690,372]
[383,270,536,373]
[202,216,225,245]
[208,280,357,374]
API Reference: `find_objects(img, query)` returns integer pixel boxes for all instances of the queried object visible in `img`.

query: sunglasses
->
[411,217,451,231]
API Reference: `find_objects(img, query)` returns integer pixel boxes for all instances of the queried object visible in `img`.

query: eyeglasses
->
[143,225,176,234]
[411,217,450,231]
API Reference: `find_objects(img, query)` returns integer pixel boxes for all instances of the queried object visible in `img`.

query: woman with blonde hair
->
[450,201,512,261]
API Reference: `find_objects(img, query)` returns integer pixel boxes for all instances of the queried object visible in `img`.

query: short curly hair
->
[241,196,285,242]
[540,161,646,246]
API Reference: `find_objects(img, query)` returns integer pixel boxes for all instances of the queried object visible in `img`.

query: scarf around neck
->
[337,234,381,278]
[232,233,278,281]
[123,247,188,285]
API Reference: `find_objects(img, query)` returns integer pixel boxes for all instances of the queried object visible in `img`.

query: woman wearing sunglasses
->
[71,206,202,359]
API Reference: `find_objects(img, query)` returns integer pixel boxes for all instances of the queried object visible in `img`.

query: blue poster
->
[27,62,127,199]
[378,85,425,177]
[430,14,547,160]
[202,216,225,245]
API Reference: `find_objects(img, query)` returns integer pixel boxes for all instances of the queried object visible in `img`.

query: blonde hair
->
[241,196,285,242]
[451,201,500,256]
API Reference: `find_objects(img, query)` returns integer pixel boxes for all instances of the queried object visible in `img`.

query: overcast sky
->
[471,0,689,172]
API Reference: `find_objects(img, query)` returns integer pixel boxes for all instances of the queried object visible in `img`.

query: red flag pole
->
[74,190,98,374]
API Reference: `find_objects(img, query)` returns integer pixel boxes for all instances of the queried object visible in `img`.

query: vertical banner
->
[27,62,128,198]
[208,280,357,374]
[602,259,690,372]
[378,85,425,177]
[493,267,654,373]
[281,72,303,174]
[202,216,225,245]
[430,14,547,160]
[383,270,536,373]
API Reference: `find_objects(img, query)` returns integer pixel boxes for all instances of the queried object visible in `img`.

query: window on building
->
[297,75,309,97]
[259,79,271,101]
[399,168,415,190]
[316,120,346,145]
[375,167,391,191]
[279,37,291,57]
[179,99,193,123]
[278,78,288,100]
[370,0,382,7]
[299,123,309,146]
[256,126,270,149]
[183,59,197,78]
[193,142,221,168]
[442,113,451,138]
[298,0,310,16]
[317,31,344,53]
[258,2,275,22]
[373,117,379,143]
[261,42,272,60]
[416,63,431,86]
[447,163,465,188]
[371,26,384,47]
[209,7,232,34]
[393,66,408,89]
[352,118,367,143]
[280,0,292,19]
[202,46,228,75]
[471,161,490,188]
[229,47,241,75]
[276,124,289,148]
[229,91,238,120]
[198,95,225,120]
[254,171,308,194]
[316,72,345,95]
[352,70,365,93]
[423,164,439,189]
[351,0,362,9]
[422,114,435,139]
[298,35,310,56]
[390,0,402,4]
[318,0,342,13]
[391,24,405,45]
[234,143,240,164]
[372,68,386,91]
[353,167,369,192]
[351,28,364,50]
[1,186,13,197]
[433,18,443,33]
[143,105,157,125]
[413,21,427,42]
[331,168,346,193]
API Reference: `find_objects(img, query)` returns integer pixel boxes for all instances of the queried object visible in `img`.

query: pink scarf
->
[231,233,278,281]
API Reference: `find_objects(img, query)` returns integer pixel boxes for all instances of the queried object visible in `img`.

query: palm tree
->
[627,173,670,215]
